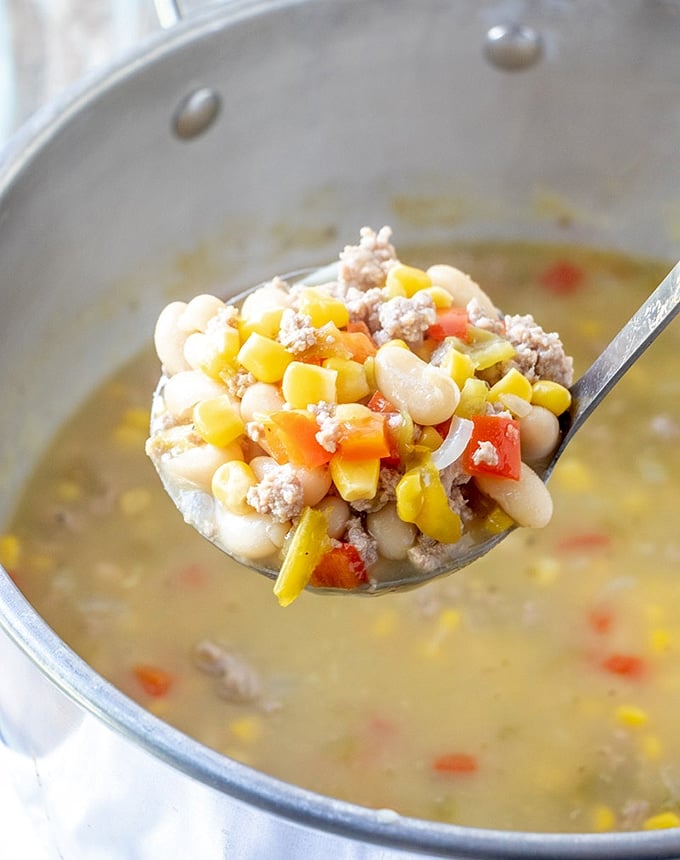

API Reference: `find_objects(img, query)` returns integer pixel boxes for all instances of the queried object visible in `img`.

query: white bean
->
[315,496,351,539]
[240,383,285,422]
[374,345,460,426]
[475,462,553,529]
[367,502,417,559]
[249,456,279,481]
[240,283,291,320]
[179,294,226,333]
[163,371,230,421]
[154,301,191,376]
[162,441,243,490]
[215,506,289,560]
[426,264,498,317]
[519,405,561,464]
[295,466,332,507]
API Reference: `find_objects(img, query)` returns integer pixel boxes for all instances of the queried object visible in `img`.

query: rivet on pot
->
[172,88,221,140]
[483,24,543,72]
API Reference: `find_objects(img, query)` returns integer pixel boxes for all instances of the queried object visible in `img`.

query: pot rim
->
[2,2,680,856]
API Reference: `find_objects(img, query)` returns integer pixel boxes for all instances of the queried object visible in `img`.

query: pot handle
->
[154,0,184,28]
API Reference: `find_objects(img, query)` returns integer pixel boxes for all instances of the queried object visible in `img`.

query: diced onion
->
[430,416,474,471]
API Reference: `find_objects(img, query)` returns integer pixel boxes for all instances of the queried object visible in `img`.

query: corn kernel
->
[193,396,245,447]
[298,287,350,329]
[456,377,490,418]
[615,704,648,728]
[282,361,337,409]
[641,734,662,761]
[238,307,284,340]
[119,488,152,517]
[237,333,292,383]
[364,355,377,391]
[528,555,560,585]
[370,610,399,638]
[423,286,453,309]
[385,263,432,298]
[551,457,594,492]
[123,407,152,431]
[184,327,241,379]
[323,358,370,403]
[229,715,263,743]
[419,426,443,452]
[0,534,21,569]
[440,347,476,388]
[531,380,572,416]
[329,455,380,502]
[592,805,616,833]
[57,480,81,502]
[212,460,257,514]
[649,628,673,653]
[488,368,533,403]
[643,812,680,830]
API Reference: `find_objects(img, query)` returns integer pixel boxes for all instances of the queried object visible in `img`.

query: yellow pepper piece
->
[282,361,337,408]
[396,457,462,544]
[531,379,572,416]
[273,507,331,606]
[298,287,350,329]
[385,263,432,298]
[323,357,370,403]
[238,333,292,383]
[418,425,443,452]
[456,377,489,418]
[329,455,380,502]
[193,396,245,447]
[465,328,516,370]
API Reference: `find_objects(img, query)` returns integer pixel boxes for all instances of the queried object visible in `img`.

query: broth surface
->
[4,242,680,834]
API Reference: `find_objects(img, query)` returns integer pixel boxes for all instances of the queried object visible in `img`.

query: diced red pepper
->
[336,413,391,461]
[133,664,173,697]
[310,543,368,589]
[463,415,521,480]
[338,329,377,363]
[588,607,614,635]
[539,261,584,296]
[601,653,646,680]
[433,753,478,774]
[558,532,612,553]
[427,308,470,341]
[262,410,333,468]
[346,320,374,339]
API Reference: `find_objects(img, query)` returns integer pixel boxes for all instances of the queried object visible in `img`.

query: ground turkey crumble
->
[502,313,574,386]
[344,516,379,569]
[277,309,320,353]
[375,293,436,345]
[338,225,398,291]
[246,464,305,522]
[192,639,262,704]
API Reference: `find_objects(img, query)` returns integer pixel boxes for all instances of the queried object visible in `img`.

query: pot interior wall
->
[1,0,678,520]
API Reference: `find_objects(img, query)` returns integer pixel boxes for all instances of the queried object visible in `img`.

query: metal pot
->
[1,1,679,856]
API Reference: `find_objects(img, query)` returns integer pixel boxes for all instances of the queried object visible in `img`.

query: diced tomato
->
[434,418,452,439]
[558,532,612,553]
[539,261,584,296]
[367,391,398,414]
[601,653,646,680]
[463,415,521,480]
[133,664,173,697]
[262,410,333,468]
[427,308,470,341]
[310,543,368,589]
[433,753,478,774]
[588,607,614,635]
[337,413,391,461]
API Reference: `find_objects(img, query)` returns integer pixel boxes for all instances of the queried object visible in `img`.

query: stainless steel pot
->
[1,1,679,857]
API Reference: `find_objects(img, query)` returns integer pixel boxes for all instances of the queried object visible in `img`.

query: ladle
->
[150,259,679,595]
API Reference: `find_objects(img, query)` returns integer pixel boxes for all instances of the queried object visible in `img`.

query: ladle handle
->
[554,260,680,466]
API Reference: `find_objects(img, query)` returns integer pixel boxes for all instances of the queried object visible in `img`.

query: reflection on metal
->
[172,88,221,140]
[484,23,543,71]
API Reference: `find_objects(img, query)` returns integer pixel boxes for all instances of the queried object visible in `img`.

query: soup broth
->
[3,242,679,834]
